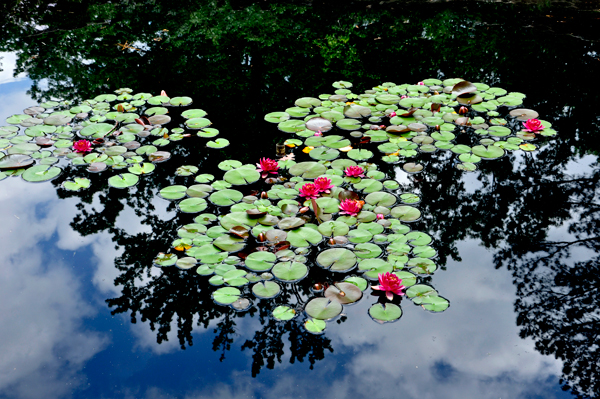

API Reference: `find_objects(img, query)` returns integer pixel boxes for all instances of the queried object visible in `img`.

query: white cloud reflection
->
[0,179,108,399]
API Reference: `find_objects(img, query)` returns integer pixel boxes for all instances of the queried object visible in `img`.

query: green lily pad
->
[348,149,373,161]
[213,287,241,305]
[272,261,309,282]
[108,173,139,188]
[22,165,61,182]
[224,168,260,185]
[317,248,357,271]
[472,145,505,159]
[207,139,230,148]
[178,197,208,213]
[325,282,362,304]
[252,281,281,299]
[420,296,449,312]
[369,303,402,323]
[304,318,326,334]
[406,284,438,304]
[289,162,327,178]
[317,220,350,237]
[273,305,296,321]
[245,252,277,272]
[391,206,421,222]
[354,243,383,259]
[62,177,91,191]
[213,235,245,252]
[305,298,342,320]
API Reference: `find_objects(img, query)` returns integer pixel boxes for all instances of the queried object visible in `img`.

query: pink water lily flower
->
[376,213,385,220]
[314,130,323,137]
[256,158,279,178]
[72,140,92,153]
[523,118,544,133]
[372,272,406,301]
[344,165,365,178]
[400,95,408,99]
[338,199,363,217]
[314,177,333,193]
[417,81,425,85]
[299,183,320,199]
[388,112,396,118]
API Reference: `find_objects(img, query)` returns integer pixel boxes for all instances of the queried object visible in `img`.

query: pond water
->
[1,1,599,398]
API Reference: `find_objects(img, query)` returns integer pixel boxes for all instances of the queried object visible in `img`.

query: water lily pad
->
[420,296,449,312]
[213,287,241,305]
[62,177,91,191]
[252,281,281,299]
[472,145,504,159]
[305,298,342,320]
[391,206,421,222]
[0,154,34,169]
[304,318,326,334]
[325,282,362,304]
[289,162,326,178]
[369,303,401,323]
[108,173,139,188]
[317,220,349,237]
[273,305,296,321]
[170,96,193,106]
[245,252,277,272]
[406,284,438,304]
[22,164,61,182]
[348,149,373,161]
[344,276,368,291]
[287,227,322,247]
[207,138,229,148]
[213,235,245,252]
[154,253,177,267]
[178,197,208,213]
[317,248,357,271]
[272,261,308,282]
[354,243,383,259]
[365,191,396,207]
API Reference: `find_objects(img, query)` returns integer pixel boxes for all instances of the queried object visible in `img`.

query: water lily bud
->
[379,125,386,129]
[376,213,385,220]
[313,283,323,291]
[329,238,336,245]
[435,125,440,131]
[299,206,310,214]
[388,111,396,118]
[459,106,469,115]
[339,291,346,297]
[434,91,440,95]
[258,233,266,242]
[417,81,425,85]
[261,191,268,199]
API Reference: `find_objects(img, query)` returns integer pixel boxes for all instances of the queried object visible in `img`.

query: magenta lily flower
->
[388,112,396,118]
[72,140,92,153]
[522,118,544,133]
[344,165,365,178]
[372,272,406,301]
[256,158,279,178]
[299,183,320,199]
[313,177,333,194]
[376,213,385,220]
[338,199,363,217]
[314,130,323,137]
[417,81,425,85]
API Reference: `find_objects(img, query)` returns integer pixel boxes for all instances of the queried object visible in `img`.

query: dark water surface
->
[1,1,599,398]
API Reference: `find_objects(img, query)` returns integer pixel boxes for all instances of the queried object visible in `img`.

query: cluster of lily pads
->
[0,89,227,188]
[265,79,557,172]
[156,152,448,332]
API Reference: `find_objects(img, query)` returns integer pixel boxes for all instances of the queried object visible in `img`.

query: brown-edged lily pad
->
[0,154,34,169]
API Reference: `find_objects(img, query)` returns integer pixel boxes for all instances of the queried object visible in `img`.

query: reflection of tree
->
[4,0,600,393]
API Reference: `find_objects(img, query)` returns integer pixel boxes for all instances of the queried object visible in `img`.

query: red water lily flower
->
[72,140,92,153]
[314,177,333,193]
[344,165,365,178]
[338,199,363,216]
[256,158,279,178]
[523,118,544,133]
[372,272,406,301]
[299,183,320,199]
